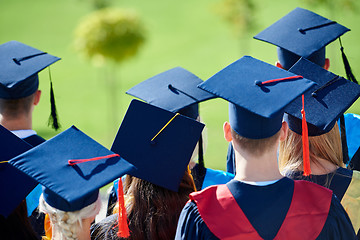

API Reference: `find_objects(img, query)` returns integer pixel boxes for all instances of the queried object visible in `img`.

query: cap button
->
[12,58,20,65]
[254,80,262,86]
[311,92,317,98]
[298,28,305,34]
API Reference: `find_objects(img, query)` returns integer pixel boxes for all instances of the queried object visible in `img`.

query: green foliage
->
[74,8,146,66]
[304,0,358,12]
[215,0,256,37]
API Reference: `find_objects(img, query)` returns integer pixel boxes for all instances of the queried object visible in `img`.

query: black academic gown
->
[22,134,46,147]
[175,178,356,240]
[22,134,46,239]
[288,167,360,238]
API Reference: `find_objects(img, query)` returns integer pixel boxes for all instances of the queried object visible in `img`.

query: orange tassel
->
[117,178,130,238]
[301,95,311,176]
[43,213,52,240]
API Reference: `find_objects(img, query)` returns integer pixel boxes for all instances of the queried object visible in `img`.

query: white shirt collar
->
[11,129,37,139]
[240,179,281,186]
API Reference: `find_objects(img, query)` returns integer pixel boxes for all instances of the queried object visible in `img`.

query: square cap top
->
[0,124,35,217]
[0,41,60,99]
[198,56,315,139]
[9,126,136,212]
[284,58,360,136]
[254,7,349,60]
[111,99,205,192]
[126,67,215,119]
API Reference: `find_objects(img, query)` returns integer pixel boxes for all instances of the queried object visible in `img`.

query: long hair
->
[0,200,39,240]
[100,169,195,240]
[279,122,344,175]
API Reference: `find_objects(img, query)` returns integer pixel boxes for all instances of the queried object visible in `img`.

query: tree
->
[214,0,257,55]
[74,8,146,131]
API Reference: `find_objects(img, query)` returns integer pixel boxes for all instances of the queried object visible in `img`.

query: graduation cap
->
[111,99,205,192]
[8,125,135,212]
[254,7,350,71]
[284,58,360,136]
[0,41,61,130]
[126,67,215,119]
[0,124,36,217]
[198,56,315,139]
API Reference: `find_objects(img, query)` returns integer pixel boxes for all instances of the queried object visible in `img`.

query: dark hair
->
[94,169,195,240]
[0,93,36,118]
[0,200,39,240]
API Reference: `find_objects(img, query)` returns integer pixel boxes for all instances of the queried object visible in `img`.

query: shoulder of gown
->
[175,201,219,240]
[316,194,356,239]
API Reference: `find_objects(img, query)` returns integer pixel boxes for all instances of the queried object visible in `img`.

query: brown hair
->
[97,169,195,240]
[231,128,281,156]
[0,93,36,118]
[279,122,344,174]
[0,200,39,240]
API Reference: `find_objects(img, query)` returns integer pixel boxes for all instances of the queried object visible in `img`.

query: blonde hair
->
[279,122,344,175]
[39,194,101,240]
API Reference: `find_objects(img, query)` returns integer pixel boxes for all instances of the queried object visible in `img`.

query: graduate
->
[227,7,356,174]
[8,125,136,240]
[91,99,204,239]
[0,40,61,142]
[126,67,235,190]
[175,56,356,239]
[279,57,360,237]
[0,40,61,236]
[0,124,39,240]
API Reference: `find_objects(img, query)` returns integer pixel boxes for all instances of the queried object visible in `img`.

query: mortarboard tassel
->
[116,178,130,238]
[339,38,356,166]
[339,115,349,165]
[339,38,358,84]
[44,213,52,240]
[48,67,60,130]
[301,95,311,176]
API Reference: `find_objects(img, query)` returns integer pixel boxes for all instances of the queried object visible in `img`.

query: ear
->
[275,61,284,69]
[324,58,330,70]
[223,122,233,142]
[279,121,289,142]
[33,90,41,106]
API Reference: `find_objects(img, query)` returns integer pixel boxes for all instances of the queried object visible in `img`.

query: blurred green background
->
[1,0,359,171]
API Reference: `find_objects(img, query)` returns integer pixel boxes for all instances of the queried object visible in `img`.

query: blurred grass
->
[1,0,360,171]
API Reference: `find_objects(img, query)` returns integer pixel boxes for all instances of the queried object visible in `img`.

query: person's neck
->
[76,218,93,240]
[234,144,283,182]
[0,114,32,131]
[302,157,338,175]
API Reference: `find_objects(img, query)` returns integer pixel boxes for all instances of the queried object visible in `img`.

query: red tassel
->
[301,95,311,176]
[117,178,130,238]
[260,75,303,85]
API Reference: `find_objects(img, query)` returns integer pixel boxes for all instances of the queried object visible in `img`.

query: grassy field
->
[1,0,360,171]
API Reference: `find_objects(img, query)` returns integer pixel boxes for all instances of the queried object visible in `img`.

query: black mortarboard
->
[254,7,350,70]
[285,58,360,136]
[0,40,61,129]
[0,125,36,217]
[198,56,315,139]
[9,126,135,212]
[126,67,215,119]
[111,99,205,191]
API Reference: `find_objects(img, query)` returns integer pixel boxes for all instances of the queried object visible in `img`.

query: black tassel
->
[339,115,349,165]
[48,68,60,130]
[339,38,358,84]
[198,134,205,170]
[348,146,360,171]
